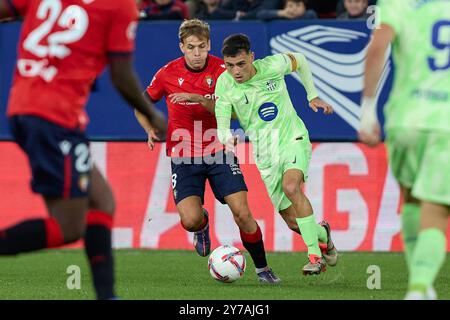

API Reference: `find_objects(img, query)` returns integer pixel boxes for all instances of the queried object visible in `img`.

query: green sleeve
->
[260,54,293,77]
[292,52,319,102]
[265,53,318,101]
[214,76,233,145]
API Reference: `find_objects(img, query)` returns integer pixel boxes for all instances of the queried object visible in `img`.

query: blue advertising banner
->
[268,20,392,141]
[0,20,392,141]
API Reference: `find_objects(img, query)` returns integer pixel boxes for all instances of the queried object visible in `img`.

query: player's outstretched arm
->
[109,58,167,136]
[134,107,162,151]
[358,24,395,147]
[288,53,333,115]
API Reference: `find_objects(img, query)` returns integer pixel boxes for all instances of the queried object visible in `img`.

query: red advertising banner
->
[1,141,449,251]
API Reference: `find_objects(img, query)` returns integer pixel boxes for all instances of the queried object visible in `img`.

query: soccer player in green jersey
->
[215,34,338,275]
[358,0,450,300]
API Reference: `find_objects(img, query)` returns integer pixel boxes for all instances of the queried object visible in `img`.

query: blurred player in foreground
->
[0,0,166,299]
[358,0,450,300]
[215,34,338,275]
[135,19,280,283]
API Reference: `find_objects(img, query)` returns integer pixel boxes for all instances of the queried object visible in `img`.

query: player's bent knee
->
[233,212,252,227]
[180,215,204,232]
[282,182,301,199]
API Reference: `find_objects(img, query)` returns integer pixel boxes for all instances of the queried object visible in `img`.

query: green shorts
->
[257,134,312,212]
[386,128,450,206]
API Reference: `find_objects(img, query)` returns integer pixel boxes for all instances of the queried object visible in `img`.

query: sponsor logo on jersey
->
[258,102,278,122]
[178,78,184,86]
[269,25,391,131]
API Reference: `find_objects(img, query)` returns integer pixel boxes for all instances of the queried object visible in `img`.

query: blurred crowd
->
[136,0,377,22]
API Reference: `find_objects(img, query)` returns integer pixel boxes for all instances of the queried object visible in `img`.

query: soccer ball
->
[208,245,246,283]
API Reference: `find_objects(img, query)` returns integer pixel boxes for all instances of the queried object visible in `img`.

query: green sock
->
[408,228,446,293]
[316,224,328,244]
[401,203,420,270]
[296,215,321,257]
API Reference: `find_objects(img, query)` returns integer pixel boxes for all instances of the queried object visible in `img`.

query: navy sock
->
[0,217,63,255]
[240,224,268,269]
[84,210,115,300]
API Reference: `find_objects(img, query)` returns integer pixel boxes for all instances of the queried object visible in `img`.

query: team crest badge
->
[205,76,214,88]
[78,174,90,192]
[266,80,276,91]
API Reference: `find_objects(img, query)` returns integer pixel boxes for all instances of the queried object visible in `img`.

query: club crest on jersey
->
[78,174,90,192]
[258,102,278,122]
[205,76,214,88]
[178,78,184,86]
[266,80,276,91]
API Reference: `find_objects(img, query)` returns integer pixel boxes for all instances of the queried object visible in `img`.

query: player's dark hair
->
[179,19,210,43]
[221,34,251,57]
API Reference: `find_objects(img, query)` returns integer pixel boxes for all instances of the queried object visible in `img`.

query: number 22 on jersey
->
[18,0,89,82]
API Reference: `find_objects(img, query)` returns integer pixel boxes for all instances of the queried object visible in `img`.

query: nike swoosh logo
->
[244,93,249,104]
[292,156,297,164]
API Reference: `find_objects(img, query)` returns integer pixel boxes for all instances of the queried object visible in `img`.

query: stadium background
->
[1,20,449,253]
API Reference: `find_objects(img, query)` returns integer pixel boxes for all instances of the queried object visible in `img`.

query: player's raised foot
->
[319,220,338,267]
[256,267,282,284]
[302,254,326,276]
[193,209,211,257]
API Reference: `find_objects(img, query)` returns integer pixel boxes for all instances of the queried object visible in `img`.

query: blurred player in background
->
[0,0,166,299]
[358,0,450,300]
[215,34,338,275]
[135,19,281,283]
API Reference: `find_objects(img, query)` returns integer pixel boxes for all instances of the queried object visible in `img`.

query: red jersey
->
[5,0,138,130]
[146,55,226,158]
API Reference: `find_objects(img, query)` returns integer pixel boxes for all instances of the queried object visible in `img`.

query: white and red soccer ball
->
[208,245,246,283]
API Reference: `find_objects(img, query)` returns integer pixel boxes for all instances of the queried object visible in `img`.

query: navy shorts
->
[170,151,248,205]
[9,116,92,198]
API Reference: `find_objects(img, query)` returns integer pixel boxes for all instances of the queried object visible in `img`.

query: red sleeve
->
[145,67,166,102]
[107,0,139,54]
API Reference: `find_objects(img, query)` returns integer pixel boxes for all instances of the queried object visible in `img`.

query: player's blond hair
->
[178,19,210,43]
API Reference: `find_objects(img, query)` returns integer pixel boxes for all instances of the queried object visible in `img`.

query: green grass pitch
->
[0,249,449,300]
